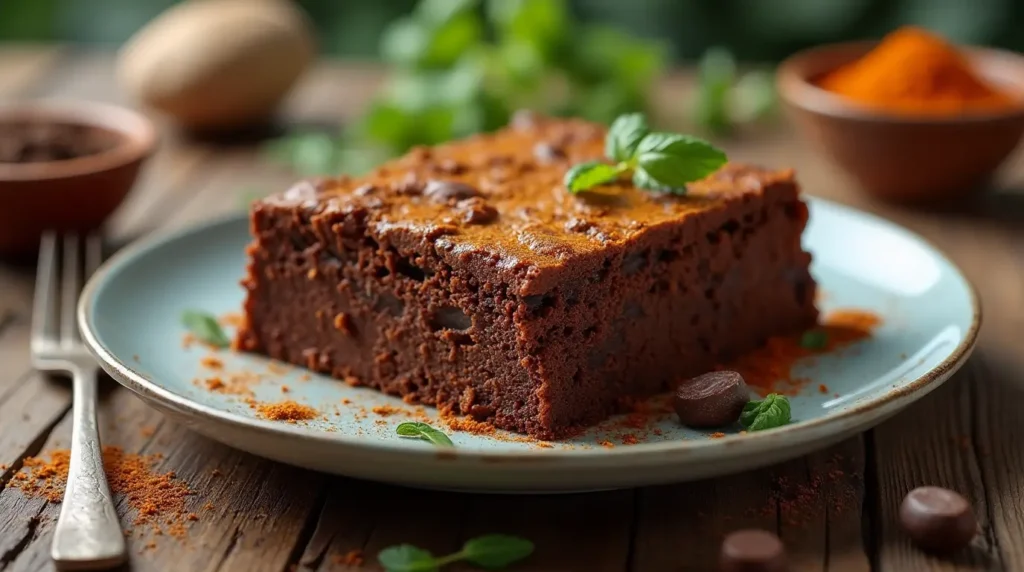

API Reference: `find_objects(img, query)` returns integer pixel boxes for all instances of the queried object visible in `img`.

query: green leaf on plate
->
[396,422,455,447]
[740,394,792,431]
[181,310,229,348]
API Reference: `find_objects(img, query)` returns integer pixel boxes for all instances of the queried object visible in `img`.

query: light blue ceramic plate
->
[79,197,979,492]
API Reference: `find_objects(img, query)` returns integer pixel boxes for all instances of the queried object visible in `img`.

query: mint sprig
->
[605,113,649,161]
[740,394,791,431]
[379,534,534,572]
[181,310,230,348]
[396,422,454,447]
[564,112,727,195]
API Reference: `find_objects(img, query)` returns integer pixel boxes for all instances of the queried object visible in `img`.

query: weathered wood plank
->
[818,441,870,572]
[296,480,379,571]
[632,462,779,570]
[970,350,1024,570]
[351,486,467,572]
[871,368,998,571]
[461,490,633,572]
[630,438,867,572]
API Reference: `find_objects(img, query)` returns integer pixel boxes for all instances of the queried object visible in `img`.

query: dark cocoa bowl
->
[777,41,1024,204]
[0,100,157,257]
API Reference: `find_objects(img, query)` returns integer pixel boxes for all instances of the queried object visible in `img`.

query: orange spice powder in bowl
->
[777,26,1024,203]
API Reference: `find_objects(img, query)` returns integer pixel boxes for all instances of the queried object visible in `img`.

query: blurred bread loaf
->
[117,0,315,131]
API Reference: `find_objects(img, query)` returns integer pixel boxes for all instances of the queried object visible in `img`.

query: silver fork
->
[31,233,126,570]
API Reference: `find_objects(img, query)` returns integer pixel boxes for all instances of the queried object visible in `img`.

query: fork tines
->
[31,232,104,354]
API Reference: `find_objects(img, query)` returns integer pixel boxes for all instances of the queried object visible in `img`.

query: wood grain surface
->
[1,47,1022,572]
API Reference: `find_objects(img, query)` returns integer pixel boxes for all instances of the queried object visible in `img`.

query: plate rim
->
[78,197,982,464]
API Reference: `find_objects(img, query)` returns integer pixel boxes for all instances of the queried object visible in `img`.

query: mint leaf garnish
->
[563,161,625,193]
[634,132,728,189]
[396,422,454,447]
[800,329,828,350]
[740,394,792,431]
[564,113,727,194]
[378,544,439,572]
[605,112,649,162]
[181,310,230,348]
[461,535,535,569]
[378,534,534,572]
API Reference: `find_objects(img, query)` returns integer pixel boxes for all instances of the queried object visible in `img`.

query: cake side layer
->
[236,201,547,433]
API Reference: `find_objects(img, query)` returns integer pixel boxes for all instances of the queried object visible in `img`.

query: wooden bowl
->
[0,100,157,257]
[777,41,1024,204]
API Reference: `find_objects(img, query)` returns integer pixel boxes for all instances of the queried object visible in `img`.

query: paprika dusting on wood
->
[819,26,1018,115]
[10,447,195,537]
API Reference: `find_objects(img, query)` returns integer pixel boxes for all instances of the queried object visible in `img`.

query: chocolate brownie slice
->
[236,115,817,439]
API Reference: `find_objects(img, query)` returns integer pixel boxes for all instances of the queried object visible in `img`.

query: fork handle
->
[51,367,127,569]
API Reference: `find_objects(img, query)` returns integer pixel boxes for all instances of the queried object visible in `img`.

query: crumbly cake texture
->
[236,114,818,439]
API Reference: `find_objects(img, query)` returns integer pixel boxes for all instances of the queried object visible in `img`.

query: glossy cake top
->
[263,113,796,269]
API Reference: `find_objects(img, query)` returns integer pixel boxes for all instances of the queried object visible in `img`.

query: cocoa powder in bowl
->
[0,100,156,257]
[0,121,121,164]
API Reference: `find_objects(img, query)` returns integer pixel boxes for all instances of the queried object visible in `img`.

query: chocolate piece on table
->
[899,486,977,553]
[237,116,818,439]
[674,370,750,428]
[720,529,788,572]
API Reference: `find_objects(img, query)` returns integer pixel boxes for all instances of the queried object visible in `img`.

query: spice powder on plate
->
[722,308,882,395]
[255,400,319,422]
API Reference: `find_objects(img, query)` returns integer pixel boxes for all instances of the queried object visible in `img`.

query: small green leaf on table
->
[378,544,440,572]
[378,533,534,572]
[461,534,535,568]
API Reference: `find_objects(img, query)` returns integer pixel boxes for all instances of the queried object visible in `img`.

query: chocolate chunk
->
[532,142,566,163]
[435,159,467,175]
[354,184,378,196]
[720,529,787,572]
[899,487,977,554]
[564,218,594,233]
[392,173,424,196]
[424,180,481,202]
[458,198,498,225]
[674,371,749,428]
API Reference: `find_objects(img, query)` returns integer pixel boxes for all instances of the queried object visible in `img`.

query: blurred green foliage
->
[268,0,667,176]
[4,0,1020,179]
[2,0,1022,59]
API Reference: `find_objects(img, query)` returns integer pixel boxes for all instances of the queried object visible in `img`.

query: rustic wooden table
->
[1,47,1023,572]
